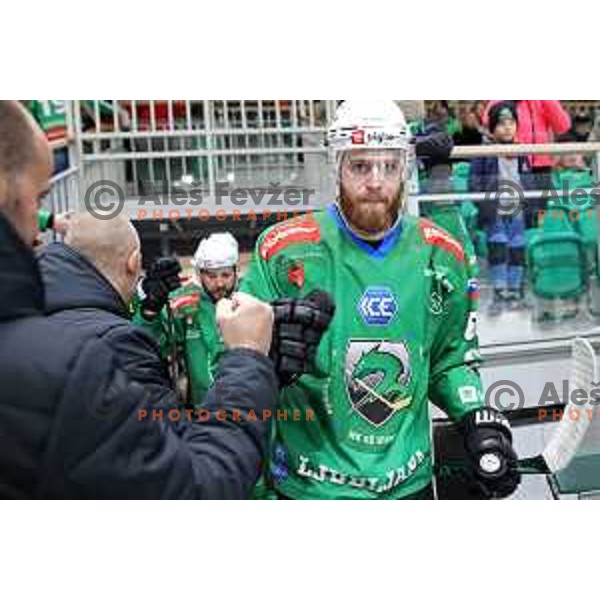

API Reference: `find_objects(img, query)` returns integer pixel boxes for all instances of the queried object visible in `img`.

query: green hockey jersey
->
[242,205,484,499]
[133,280,225,407]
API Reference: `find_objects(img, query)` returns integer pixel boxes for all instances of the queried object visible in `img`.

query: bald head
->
[0,101,53,246]
[65,213,142,303]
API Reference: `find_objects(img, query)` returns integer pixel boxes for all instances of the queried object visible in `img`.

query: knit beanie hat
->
[488,101,518,133]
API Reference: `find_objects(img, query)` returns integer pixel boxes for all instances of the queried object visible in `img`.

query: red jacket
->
[484,100,571,168]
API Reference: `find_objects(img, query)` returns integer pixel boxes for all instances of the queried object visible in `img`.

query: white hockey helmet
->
[327,100,411,156]
[192,232,239,271]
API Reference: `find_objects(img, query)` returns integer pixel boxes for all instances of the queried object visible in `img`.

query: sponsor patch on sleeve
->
[259,219,321,261]
[458,386,480,405]
[419,220,465,262]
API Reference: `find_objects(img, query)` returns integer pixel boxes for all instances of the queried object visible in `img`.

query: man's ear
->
[126,247,142,277]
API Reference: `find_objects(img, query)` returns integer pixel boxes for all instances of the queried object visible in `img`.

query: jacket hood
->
[38,242,129,319]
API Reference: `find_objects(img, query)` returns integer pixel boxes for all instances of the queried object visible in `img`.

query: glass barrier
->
[415,144,600,349]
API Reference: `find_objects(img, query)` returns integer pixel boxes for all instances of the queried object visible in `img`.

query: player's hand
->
[270,289,335,386]
[462,407,521,499]
[140,257,182,319]
[216,292,274,356]
[52,211,74,236]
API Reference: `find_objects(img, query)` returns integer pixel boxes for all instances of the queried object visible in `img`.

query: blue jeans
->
[487,213,526,291]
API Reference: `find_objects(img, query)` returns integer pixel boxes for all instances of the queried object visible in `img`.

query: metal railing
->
[72,100,338,205]
[45,102,80,217]
[67,101,600,218]
[47,166,80,216]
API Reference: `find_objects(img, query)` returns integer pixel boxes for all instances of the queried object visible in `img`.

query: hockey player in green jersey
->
[133,233,239,407]
[242,100,520,499]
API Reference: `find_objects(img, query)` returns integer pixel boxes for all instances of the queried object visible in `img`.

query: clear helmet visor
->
[338,148,408,184]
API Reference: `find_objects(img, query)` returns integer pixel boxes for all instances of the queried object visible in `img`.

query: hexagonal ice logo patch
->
[358,287,398,326]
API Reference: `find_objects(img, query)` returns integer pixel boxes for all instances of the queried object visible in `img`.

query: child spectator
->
[483,100,571,162]
[470,101,535,315]
[483,100,571,194]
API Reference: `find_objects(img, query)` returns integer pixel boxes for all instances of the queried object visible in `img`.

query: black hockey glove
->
[462,407,521,499]
[140,257,182,319]
[270,290,335,386]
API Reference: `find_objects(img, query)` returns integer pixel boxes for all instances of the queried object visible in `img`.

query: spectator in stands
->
[474,100,487,124]
[569,110,594,142]
[554,132,589,172]
[588,112,600,144]
[427,100,461,137]
[470,102,536,315]
[453,102,485,146]
[415,102,456,193]
[484,100,571,191]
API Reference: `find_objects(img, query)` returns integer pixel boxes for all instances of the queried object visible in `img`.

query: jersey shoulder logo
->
[287,262,305,288]
[358,287,398,326]
[169,292,201,316]
[419,219,465,262]
[259,218,321,261]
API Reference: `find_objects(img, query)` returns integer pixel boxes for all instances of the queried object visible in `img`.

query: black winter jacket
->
[0,221,277,499]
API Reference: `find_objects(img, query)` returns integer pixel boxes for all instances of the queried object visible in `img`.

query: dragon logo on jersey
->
[345,340,413,427]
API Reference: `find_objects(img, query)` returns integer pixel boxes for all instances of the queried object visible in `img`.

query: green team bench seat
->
[452,161,471,194]
[543,200,598,280]
[527,231,588,301]
[548,169,599,270]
